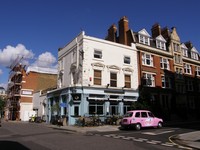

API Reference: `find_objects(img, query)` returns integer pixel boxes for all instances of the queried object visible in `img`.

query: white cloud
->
[0,69,2,75]
[0,83,7,89]
[0,44,34,67]
[32,52,57,68]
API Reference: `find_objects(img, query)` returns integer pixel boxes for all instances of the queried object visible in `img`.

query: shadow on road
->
[0,141,30,150]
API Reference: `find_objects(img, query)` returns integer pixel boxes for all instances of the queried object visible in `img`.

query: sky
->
[0,0,200,89]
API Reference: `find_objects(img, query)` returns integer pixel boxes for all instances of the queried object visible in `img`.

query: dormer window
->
[182,48,188,57]
[156,35,166,50]
[190,47,199,60]
[94,49,102,59]
[138,29,150,46]
[191,52,199,60]
[139,35,150,45]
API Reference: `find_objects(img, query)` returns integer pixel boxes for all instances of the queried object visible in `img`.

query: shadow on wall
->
[0,141,30,150]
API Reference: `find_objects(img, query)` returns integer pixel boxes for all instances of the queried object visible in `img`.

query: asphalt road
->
[0,121,197,150]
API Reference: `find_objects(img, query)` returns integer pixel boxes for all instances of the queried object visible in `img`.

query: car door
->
[141,111,153,127]
[147,111,157,126]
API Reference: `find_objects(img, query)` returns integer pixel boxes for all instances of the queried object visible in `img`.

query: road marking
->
[142,130,174,135]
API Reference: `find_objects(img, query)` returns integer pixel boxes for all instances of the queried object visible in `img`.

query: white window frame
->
[175,54,181,64]
[195,66,200,76]
[142,53,153,66]
[143,73,155,87]
[156,40,166,50]
[182,48,188,57]
[173,43,180,52]
[139,34,150,45]
[161,76,171,88]
[184,64,192,74]
[94,49,102,59]
[160,58,170,70]
[191,52,199,60]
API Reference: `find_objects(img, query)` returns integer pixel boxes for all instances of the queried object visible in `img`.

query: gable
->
[181,43,188,49]
[138,28,151,37]
[170,27,180,42]
[156,35,166,42]
[191,47,199,53]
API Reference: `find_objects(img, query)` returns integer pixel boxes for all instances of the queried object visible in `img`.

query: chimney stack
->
[151,23,161,38]
[106,24,117,42]
[185,41,193,49]
[161,27,170,40]
[118,16,129,45]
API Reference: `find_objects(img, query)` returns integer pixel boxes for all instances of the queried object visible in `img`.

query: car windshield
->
[124,112,133,117]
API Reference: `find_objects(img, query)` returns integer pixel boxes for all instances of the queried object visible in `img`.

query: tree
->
[131,87,152,110]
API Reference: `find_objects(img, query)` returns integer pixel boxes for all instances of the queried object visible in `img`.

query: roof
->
[26,66,57,75]
[0,87,5,90]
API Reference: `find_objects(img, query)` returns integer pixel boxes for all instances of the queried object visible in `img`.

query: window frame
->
[195,66,200,76]
[124,56,131,64]
[156,40,166,50]
[161,76,171,88]
[94,49,102,59]
[160,57,170,70]
[142,53,153,66]
[143,73,155,87]
[139,34,150,45]
[124,74,131,88]
[110,72,117,87]
[184,64,192,74]
[93,69,102,85]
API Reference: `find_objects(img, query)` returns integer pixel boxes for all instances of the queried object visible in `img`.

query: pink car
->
[121,110,163,130]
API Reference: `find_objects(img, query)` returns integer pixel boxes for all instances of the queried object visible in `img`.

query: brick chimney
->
[151,23,161,38]
[106,24,117,42]
[118,16,129,45]
[161,27,170,40]
[185,41,193,49]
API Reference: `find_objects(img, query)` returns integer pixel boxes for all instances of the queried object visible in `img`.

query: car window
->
[141,112,148,118]
[135,112,140,118]
[148,112,155,117]
[124,112,133,117]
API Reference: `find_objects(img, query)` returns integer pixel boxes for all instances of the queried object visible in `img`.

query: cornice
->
[136,43,173,58]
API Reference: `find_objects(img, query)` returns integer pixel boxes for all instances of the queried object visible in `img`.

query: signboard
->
[60,103,67,107]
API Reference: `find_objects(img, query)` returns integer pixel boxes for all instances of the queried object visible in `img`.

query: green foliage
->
[131,87,152,110]
[51,102,60,114]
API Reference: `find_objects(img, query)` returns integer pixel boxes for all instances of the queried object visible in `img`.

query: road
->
[0,121,198,150]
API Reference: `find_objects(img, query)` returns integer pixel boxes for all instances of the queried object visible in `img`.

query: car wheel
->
[157,122,162,128]
[135,123,141,130]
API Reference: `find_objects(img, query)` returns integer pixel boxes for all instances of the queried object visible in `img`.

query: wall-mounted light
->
[106,84,110,88]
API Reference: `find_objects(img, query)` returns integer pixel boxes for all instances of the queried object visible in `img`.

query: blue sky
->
[0,0,200,89]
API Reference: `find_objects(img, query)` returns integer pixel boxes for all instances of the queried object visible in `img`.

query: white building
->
[47,31,139,125]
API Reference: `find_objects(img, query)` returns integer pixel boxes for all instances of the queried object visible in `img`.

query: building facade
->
[7,64,57,121]
[47,31,139,125]
[106,16,200,120]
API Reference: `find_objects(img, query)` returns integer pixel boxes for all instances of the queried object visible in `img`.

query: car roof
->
[127,110,150,113]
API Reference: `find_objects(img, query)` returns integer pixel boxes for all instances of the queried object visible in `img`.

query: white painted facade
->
[48,31,139,125]
[58,31,138,89]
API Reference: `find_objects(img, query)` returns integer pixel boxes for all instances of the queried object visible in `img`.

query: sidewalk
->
[46,123,200,150]
[172,131,200,150]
